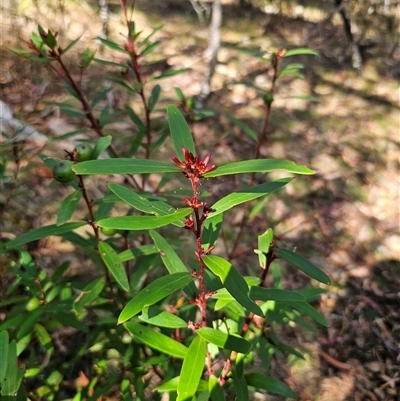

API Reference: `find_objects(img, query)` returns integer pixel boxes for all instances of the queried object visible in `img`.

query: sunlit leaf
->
[56,190,82,226]
[204,159,315,178]
[73,158,180,175]
[208,179,291,218]
[177,336,206,401]
[6,222,86,249]
[118,272,193,323]
[92,135,112,159]
[196,327,251,354]
[202,212,223,251]
[139,306,187,328]
[167,104,196,159]
[203,255,264,317]
[149,230,198,295]
[245,372,297,398]
[156,377,208,393]
[97,208,191,230]
[98,242,129,292]
[284,48,318,57]
[125,322,187,359]
[275,249,331,285]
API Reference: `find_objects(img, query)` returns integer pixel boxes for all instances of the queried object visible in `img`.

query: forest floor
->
[1,0,399,400]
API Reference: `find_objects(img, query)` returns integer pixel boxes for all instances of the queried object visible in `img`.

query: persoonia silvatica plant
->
[3,105,330,400]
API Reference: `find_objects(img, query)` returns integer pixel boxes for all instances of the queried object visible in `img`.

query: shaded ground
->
[1,0,399,400]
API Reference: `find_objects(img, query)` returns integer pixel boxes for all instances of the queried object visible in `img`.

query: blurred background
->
[1,0,399,400]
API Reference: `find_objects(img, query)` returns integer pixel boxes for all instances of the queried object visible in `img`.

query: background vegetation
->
[1,0,399,400]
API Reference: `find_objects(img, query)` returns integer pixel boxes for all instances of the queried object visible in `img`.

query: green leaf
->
[294,287,327,301]
[73,276,106,314]
[92,135,112,159]
[98,208,191,231]
[0,331,9,384]
[249,287,305,302]
[203,255,264,317]
[245,372,297,399]
[93,58,128,68]
[108,183,182,225]
[255,228,274,268]
[284,48,318,57]
[232,368,249,401]
[1,340,24,396]
[201,213,223,251]
[6,222,86,249]
[149,230,198,296]
[196,327,251,354]
[177,336,206,401]
[275,249,331,285]
[56,190,82,226]
[167,104,196,159]
[125,322,188,359]
[225,114,258,141]
[209,375,226,401]
[157,377,208,393]
[204,159,315,178]
[139,306,187,328]
[119,244,158,262]
[126,106,145,130]
[148,84,161,111]
[153,68,191,80]
[98,242,129,292]
[283,301,329,327]
[73,158,180,175]
[63,34,83,54]
[119,272,193,323]
[208,179,291,218]
[141,40,161,56]
[96,37,126,53]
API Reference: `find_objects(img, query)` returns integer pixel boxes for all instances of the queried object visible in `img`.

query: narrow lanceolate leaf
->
[284,301,329,327]
[201,213,223,251]
[73,158,181,175]
[109,183,178,217]
[167,104,195,160]
[97,208,192,231]
[149,230,198,296]
[56,190,82,226]
[245,372,297,399]
[249,287,305,302]
[203,159,315,178]
[209,375,226,401]
[203,255,264,317]
[73,276,106,314]
[0,331,9,384]
[232,368,249,401]
[92,135,112,159]
[6,222,86,249]
[2,339,24,396]
[157,377,209,393]
[225,114,258,141]
[125,322,188,359]
[118,272,193,324]
[99,242,129,292]
[196,327,251,354]
[139,306,187,328]
[284,48,318,57]
[275,249,331,285]
[177,336,206,401]
[148,84,161,111]
[208,179,291,218]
